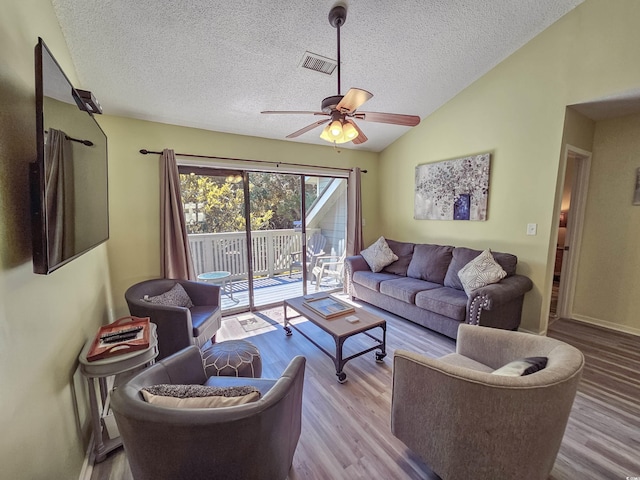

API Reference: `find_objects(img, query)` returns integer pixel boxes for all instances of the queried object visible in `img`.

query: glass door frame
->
[180,165,346,314]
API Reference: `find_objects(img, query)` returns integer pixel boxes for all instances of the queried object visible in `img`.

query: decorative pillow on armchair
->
[360,236,399,273]
[492,357,548,376]
[143,283,194,308]
[457,249,507,295]
[141,384,261,408]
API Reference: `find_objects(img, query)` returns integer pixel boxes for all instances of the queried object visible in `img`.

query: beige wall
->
[0,1,113,478]
[572,113,640,333]
[97,115,379,320]
[378,0,640,334]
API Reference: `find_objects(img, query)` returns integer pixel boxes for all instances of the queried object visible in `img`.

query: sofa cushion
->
[415,287,468,321]
[190,305,220,337]
[382,239,415,276]
[352,271,399,291]
[379,278,441,304]
[406,244,454,284]
[444,247,518,291]
[458,249,507,295]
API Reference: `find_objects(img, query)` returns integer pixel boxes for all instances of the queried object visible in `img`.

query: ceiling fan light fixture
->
[342,122,358,140]
[329,119,343,139]
[320,123,350,144]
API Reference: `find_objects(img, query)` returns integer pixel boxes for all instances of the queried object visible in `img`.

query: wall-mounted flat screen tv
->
[31,38,109,274]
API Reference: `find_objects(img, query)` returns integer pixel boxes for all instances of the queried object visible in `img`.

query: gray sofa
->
[345,240,533,339]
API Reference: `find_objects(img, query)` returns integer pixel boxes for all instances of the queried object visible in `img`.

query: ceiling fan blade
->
[346,119,368,145]
[286,119,330,139]
[261,110,327,116]
[336,88,373,113]
[355,111,420,127]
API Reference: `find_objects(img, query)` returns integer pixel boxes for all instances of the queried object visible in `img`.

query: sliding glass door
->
[180,168,250,313]
[180,167,347,314]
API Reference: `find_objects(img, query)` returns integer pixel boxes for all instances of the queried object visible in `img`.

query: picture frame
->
[414,153,491,221]
[302,296,355,319]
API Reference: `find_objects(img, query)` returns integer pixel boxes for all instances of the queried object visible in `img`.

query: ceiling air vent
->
[299,51,337,75]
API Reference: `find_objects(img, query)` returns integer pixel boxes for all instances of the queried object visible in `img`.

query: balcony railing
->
[188,228,320,280]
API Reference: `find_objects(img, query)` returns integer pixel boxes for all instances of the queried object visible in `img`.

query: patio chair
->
[312,251,346,290]
[289,232,326,277]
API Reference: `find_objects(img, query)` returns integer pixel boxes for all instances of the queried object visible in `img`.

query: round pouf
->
[202,340,262,378]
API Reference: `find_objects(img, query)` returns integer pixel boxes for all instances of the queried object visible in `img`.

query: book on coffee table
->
[302,296,355,319]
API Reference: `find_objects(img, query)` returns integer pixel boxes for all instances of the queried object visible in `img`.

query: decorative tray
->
[303,296,355,319]
[86,316,151,362]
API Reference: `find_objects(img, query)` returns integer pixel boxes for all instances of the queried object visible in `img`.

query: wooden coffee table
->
[283,292,386,383]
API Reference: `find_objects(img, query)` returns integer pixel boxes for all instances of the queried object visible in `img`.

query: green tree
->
[180,172,317,233]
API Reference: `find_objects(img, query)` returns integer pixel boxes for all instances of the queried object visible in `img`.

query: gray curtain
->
[346,167,364,257]
[160,149,195,280]
[45,128,74,265]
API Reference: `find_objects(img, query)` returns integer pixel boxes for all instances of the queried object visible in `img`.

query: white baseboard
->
[571,314,640,337]
[78,433,95,480]
[517,327,545,336]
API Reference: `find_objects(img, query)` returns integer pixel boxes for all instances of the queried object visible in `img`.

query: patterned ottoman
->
[202,340,262,378]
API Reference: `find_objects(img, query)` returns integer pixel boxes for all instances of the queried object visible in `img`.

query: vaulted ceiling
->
[52,0,583,152]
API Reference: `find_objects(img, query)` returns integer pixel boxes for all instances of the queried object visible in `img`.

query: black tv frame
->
[31,38,109,274]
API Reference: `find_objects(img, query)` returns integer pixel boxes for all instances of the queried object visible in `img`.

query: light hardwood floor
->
[89,304,640,480]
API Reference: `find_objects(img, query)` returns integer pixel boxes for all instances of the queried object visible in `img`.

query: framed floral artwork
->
[414,153,491,221]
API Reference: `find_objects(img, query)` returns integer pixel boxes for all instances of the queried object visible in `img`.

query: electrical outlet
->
[526,223,537,236]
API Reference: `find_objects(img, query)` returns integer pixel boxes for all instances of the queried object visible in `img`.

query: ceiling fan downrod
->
[329,4,347,96]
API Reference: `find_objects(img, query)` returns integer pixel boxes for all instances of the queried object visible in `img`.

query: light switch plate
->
[526,223,537,235]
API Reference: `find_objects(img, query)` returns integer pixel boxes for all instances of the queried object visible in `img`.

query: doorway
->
[551,145,592,320]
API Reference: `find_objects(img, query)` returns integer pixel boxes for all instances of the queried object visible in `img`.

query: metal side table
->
[78,323,158,462]
[197,270,237,302]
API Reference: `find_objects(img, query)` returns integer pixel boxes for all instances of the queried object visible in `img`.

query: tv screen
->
[31,38,109,274]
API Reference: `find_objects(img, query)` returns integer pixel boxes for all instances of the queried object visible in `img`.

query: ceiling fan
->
[261,4,420,145]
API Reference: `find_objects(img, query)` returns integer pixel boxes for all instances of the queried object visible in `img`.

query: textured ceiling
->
[51,0,583,152]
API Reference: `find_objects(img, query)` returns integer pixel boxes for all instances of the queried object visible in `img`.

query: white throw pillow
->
[457,249,507,294]
[360,236,399,273]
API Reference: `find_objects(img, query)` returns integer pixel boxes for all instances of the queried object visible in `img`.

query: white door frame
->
[556,144,592,319]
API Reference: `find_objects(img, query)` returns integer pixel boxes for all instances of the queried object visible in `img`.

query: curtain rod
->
[138,149,367,173]
[45,130,94,146]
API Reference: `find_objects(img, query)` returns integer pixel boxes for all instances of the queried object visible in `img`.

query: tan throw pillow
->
[360,237,399,273]
[457,249,507,295]
[143,283,194,308]
[141,384,260,408]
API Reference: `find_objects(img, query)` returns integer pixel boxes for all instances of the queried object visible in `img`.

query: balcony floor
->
[219,272,342,312]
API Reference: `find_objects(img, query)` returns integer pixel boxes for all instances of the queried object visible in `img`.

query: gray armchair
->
[111,345,306,480]
[125,279,221,360]
[392,324,584,480]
